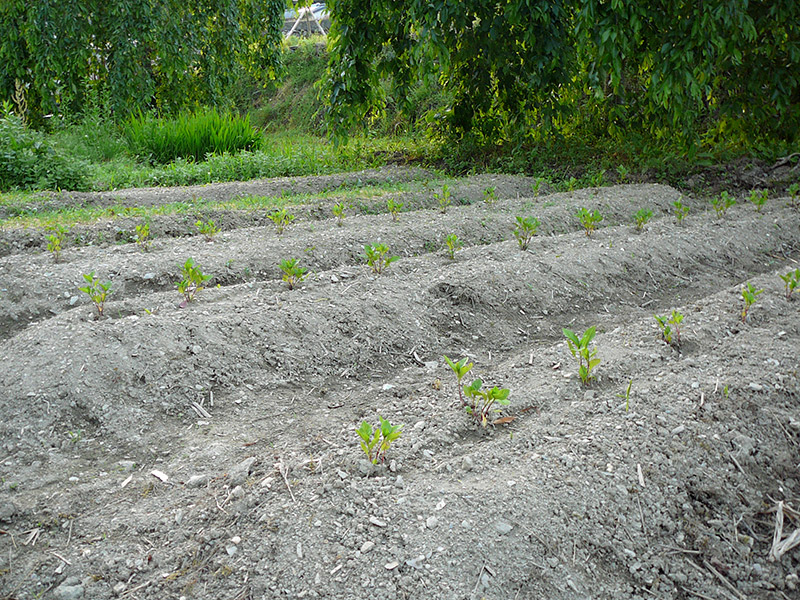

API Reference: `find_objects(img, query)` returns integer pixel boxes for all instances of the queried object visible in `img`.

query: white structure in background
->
[284,2,328,38]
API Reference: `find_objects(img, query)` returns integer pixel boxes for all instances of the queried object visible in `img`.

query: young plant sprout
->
[269,208,295,234]
[443,355,474,407]
[332,202,346,226]
[788,183,799,208]
[633,208,653,231]
[387,199,403,222]
[711,191,735,218]
[364,243,398,274]
[176,258,211,305]
[749,189,768,212]
[673,200,689,224]
[512,216,540,250]
[279,258,308,290]
[576,207,603,236]
[195,219,219,241]
[780,268,799,300]
[356,417,402,464]
[563,326,601,386]
[654,310,684,346]
[46,224,69,263]
[462,379,511,427]
[135,221,151,251]
[444,233,462,259]
[79,272,111,318]
[740,282,763,323]
[483,186,498,204]
[435,184,452,213]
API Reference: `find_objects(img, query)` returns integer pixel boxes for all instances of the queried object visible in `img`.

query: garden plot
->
[0,170,798,600]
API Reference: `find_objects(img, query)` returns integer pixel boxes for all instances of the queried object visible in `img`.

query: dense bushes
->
[0,104,87,191]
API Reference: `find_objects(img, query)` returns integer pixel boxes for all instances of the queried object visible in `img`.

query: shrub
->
[576,207,602,236]
[364,243,398,274]
[513,216,540,250]
[279,258,308,289]
[46,225,69,263]
[176,258,212,305]
[124,107,263,164]
[0,102,87,191]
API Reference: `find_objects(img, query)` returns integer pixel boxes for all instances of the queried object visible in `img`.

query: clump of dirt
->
[0,167,798,600]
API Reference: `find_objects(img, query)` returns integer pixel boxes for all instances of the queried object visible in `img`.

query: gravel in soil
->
[0,166,798,600]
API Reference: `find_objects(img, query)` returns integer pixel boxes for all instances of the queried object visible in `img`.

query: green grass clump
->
[124,107,263,164]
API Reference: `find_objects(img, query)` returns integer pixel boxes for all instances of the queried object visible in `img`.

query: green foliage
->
[364,243,398,274]
[195,219,219,241]
[124,108,263,164]
[269,208,295,234]
[711,191,736,218]
[789,183,800,208]
[654,310,684,347]
[279,258,308,290]
[0,1,285,122]
[332,202,346,226]
[483,186,498,204]
[576,207,603,236]
[512,216,540,251]
[633,208,653,231]
[617,379,633,412]
[435,184,452,213]
[0,103,87,191]
[176,258,211,304]
[616,165,629,183]
[588,170,605,187]
[325,1,800,149]
[443,355,474,408]
[444,233,462,260]
[46,224,69,263]
[748,189,768,212]
[135,221,151,252]
[387,198,403,222]
[356,417,403,464]
[780,268,800,300]
[563,326,600,386]
[740,282,763,323]
[462,379,511,427]
[673,200,689,224]
[78,272,111,318]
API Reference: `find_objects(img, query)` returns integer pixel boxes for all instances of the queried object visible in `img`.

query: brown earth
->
[0,166,798,600]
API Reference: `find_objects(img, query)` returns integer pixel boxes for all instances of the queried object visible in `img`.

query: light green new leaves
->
[357,417,403,464]
[563,326,600,386]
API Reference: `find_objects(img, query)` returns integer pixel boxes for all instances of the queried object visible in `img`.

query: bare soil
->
[0,166,798,600]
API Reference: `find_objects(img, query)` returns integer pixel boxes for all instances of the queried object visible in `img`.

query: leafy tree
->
[0,0,285,124]
[325,0,800,148]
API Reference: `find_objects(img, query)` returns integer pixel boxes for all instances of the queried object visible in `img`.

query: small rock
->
[385,561,399,570]
[414,420,426,431]
[547,557,559,568]
[462,456,474,472]
[229,457,257,486]
[297,543,303,559]
[225,544,237,556]
[185,474,208,488]
[360,541,375,553]
[230,536,241,545]
[53,577,84,600]
[671,425,686,435]
[748,382,763,392]
[426,516,439,529]
[112,582,126,595]
[117,460,136,471]
[583,390,596,401]
[142,273,156,280]
[382,384,395,391]
[0,501,17,522]
[230,485,245,499]
[69,296,79,306]
[337,469,348,480]
[369,516,387,528]
[395,475,404,488]
[495,521,513,535]
[406,555,425,569]
[330,274,339,283]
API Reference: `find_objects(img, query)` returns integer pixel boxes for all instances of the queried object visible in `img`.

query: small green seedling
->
[512,216,540,250]
[135,221,151,251]
[788,183,799,208]
[279,258,307,290]
[176,258,211,305]
[576,207,603,236]
[711,191,735,218]
[633,208,653,231]
[589,170,605,187]
[740,282,763,323]
[483,186,498,204]
[78,272,112,318]
[563,326,600,386]
[387,199,403,222]
[435,184,452,213]
[617,379,633,412]
[364,243,398,274]
[443,355,474,407]
[269,208,295,234]
[46,224,69,263]
[780,268,799,300]
[749,189,768,212]
[565,176,579,192]
[195,219,219,241]
[616,165,629,183]
[462,379,511,427]
[673,200,689,224]
[332,202,346,226]
[356,416,403,464]
[444,233,462,259]
[654,310,684,346]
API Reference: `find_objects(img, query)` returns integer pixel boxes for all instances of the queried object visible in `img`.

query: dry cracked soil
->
[0,166,799,600]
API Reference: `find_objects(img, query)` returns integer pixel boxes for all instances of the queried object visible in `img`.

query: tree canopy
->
[0,0,286,124]
[325,0,800,148]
